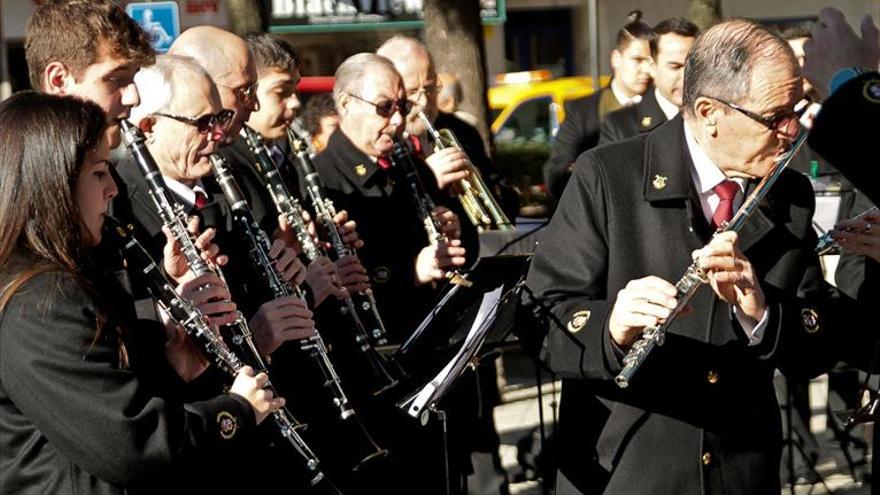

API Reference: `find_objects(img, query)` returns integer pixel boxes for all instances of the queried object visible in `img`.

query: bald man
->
[169,26,259,145]
[376,36,518,224]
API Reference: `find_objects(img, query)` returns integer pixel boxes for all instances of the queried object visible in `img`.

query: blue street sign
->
[126,2,180,53]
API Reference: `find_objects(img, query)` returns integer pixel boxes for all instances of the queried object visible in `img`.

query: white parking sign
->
[126,2,180,53]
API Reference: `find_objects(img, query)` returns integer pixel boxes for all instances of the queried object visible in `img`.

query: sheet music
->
[400,282,465,354]
[406,285,504,418]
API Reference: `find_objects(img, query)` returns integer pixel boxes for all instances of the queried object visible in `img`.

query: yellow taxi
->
[489,70,610,144]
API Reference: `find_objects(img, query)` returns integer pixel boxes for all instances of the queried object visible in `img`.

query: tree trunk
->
[688,0,722,31]
[226,0,263,34]
[424,0,492,150]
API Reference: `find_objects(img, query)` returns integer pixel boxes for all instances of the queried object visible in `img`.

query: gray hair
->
[332,52,399,109]
[682,18,797,116]
[130,54,211,122]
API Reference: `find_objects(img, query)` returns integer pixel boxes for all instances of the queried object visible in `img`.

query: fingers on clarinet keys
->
[231,366,286,425]
[609,276,677,348]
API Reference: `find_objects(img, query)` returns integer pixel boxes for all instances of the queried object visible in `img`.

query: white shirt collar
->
[162,176,206,208]
[654,88,680,120]
[610,79,642,107]
[683,121,747,223]
[683,122,746,195]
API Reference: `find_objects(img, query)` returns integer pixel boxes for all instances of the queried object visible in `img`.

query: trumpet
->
[615,130,810,388]
[418,111,514,232]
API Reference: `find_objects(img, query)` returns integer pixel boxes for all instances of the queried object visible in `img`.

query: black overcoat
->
[526,115,836,495]
[0,266,256,494]
[543,88,620,199]
[597,88,667,146]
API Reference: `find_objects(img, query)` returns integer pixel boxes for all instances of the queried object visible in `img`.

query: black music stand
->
[395,255,531,495]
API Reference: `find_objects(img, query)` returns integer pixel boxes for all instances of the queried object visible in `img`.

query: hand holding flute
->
[612,231,768,386]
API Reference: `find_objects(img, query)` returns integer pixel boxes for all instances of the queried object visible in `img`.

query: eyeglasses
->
[218,80,259,104]
[155,109,234,134]
[406,83,443,102]
[346,92,412,118]
[704,96,810,132]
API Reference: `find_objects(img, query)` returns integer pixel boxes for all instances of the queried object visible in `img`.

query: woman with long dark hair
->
[0,92,283,494]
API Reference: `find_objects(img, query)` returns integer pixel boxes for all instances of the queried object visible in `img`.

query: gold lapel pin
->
[354,164,367,176]
[652,174,668,190]
[641,116,653,128]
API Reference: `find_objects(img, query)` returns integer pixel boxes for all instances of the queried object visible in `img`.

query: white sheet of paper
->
[407,285,504,417]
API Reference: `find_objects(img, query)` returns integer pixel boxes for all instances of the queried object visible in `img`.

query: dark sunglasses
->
[347,92,412,118]
[155,109,235,134]
[704,96,811,131]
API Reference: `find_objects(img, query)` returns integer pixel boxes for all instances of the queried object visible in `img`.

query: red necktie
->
[194,190,208,210]
[377,157,392,170]
[409,134,423,158]
[711,180,739,228]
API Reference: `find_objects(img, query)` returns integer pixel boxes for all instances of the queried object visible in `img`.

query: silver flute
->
[615,130,809,389]
[286,125,389,347]
[240,125,399,395]
[104,216,329,488]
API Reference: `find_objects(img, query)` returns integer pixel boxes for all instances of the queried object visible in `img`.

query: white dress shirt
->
[610,79,643,107]
[683,123,769,345]
[654,88,680,121]
[163,176,207,210]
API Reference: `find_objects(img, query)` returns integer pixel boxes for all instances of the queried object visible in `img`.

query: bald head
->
[169,26,257,143]
[169,26,251,86]
[376,36,438,134]
[376,36,433,70]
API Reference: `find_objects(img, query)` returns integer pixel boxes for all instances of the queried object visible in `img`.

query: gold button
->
[707,370,719,384]
[702,452,712,465]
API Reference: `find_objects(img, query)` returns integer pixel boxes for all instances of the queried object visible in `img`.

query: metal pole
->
[0,1,11,100]
[588,0,599,91]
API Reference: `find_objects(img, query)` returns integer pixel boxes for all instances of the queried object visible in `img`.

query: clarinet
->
[118,120,267,375]
[615,130,810,389]
[240,125,399,395]
[286,126,389,347]
[103,216,330,488]
[388,138,471,287]
[210,154,388,469]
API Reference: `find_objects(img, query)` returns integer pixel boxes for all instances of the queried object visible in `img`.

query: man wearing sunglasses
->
[526,19,855,495]
[377,36,518,225]
[312,52,468,492]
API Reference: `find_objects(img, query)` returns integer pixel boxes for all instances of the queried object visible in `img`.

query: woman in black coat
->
[0,92,283,494]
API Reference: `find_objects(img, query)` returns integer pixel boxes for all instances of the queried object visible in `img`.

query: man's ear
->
[43,62,75,95]
[336,93,351,117]
[610,49,622,72]
[693,96,720,135]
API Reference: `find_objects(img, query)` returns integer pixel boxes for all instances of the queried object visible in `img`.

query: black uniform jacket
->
[543,87,621,199]
[111,153,274,318]
[525,115,848,495]
[597,88,667,146]
[312,129,441,343]
[809,71,880,205]
[0,262,255,494]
